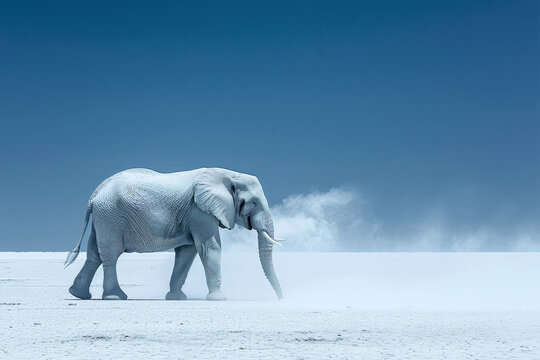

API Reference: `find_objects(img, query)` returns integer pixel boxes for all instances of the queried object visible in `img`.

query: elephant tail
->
[64,203,92,268]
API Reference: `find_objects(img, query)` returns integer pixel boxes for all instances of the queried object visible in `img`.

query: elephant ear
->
[193,169,235,229]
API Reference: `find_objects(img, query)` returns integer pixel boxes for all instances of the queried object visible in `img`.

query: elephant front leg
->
[193,231,226,301]
[166,245,197,300]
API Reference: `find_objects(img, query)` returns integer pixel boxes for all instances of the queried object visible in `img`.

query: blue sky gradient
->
[0,1,538,250]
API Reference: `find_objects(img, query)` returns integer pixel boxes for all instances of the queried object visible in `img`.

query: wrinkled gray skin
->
[65,168,282,301]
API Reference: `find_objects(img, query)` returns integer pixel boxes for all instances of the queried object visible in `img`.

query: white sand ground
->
[1,252,540,359]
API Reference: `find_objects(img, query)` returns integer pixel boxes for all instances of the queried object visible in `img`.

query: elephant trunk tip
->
[257,233,283,301]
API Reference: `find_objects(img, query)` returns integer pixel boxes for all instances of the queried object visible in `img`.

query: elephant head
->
[193,168,284,299]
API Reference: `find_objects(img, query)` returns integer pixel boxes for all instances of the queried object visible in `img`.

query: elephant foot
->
[69,285,91,300]
[206,290,227,301]
[165,290,187,300]
[102,287,128,300]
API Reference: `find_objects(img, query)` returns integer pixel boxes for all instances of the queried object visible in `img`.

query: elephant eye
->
[245,200,257,212]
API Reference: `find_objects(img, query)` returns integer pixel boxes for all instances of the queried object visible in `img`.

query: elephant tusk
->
[261,231,284,246]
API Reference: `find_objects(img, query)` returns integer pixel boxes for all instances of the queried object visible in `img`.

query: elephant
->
[64,167,284,301]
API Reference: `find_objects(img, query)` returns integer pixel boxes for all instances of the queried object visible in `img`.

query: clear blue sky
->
[0,1,538,251]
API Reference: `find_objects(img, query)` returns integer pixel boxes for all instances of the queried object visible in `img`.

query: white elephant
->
[65,168,283,300]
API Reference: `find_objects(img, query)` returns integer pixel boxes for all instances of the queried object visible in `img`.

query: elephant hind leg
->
[69,225,102,300]
[69,260,101,299]
[94,224,127,300]
[102,260,127,300]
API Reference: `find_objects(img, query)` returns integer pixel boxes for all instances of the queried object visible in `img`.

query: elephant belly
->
[121,201,192,252]
[124,233,193,253]
[122,214,192,253]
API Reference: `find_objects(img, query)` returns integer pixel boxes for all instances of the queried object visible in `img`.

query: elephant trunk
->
[255,213,283,300]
